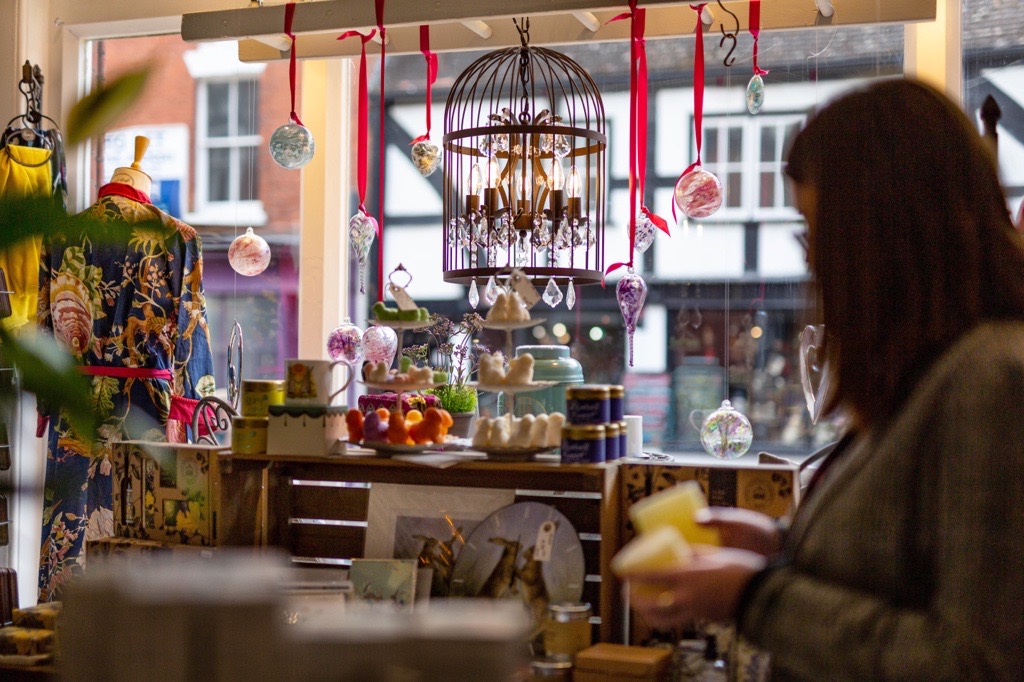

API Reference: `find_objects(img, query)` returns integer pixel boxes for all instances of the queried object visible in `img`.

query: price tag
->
[509,269,541,309]
[533,520,557,562]
[388,283,419,311]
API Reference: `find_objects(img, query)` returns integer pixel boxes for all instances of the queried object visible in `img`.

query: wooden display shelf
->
[220,452,625,643]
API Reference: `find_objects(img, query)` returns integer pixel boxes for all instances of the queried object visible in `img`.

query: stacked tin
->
[232,380,285,454]
[560,385,627,464]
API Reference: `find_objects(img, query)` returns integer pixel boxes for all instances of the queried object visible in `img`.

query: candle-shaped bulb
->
[486,154,500,189]
[469,163,483,196]
[549,160,565,191]
[567,166,583,198]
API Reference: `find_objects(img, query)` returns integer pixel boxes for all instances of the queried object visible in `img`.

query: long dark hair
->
[786,78,1024,428]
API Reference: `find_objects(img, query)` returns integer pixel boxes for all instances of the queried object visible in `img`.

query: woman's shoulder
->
[925,321,1024,396]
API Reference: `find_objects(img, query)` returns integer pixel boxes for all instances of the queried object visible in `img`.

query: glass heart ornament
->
[327,317,364,365]
[616,268,648,367]
[269,121,315,170]
[674,166,724,220]
[363,324,398,367]
[799,324,832,424]
[349,210,378,294]
[633,212,656,253]
[411,141,441,177]
[700,399,753,460]
[228,227,271,276]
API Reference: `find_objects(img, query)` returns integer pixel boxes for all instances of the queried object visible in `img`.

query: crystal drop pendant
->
[483,276,500,306]
[746,74,765,115]
[468,279,480,309]
[542,278,563,307]
[566,279,576,309]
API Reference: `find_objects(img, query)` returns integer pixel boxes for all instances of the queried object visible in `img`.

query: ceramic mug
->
[284,359,353,406]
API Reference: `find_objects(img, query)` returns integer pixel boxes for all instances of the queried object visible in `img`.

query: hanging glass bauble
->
[468,279,480,309]
[228,227,271,276]
[411,141,441,177]
[363,324,398,367]
[616,268,648,367]
[566,278,576,310]
[674,166,724,219]
[553,135,571,158]
[634,212,656,253]
[746,74,765,115]
[349,210,378,294]
[542,278,563,307]
[269,122,315,170]
[327,317,364,365]
[699,399,753,460]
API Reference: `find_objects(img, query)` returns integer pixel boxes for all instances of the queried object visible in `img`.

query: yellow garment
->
[0,144,51,330]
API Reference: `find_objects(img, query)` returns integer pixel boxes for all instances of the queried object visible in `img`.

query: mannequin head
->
[109,135,153,196]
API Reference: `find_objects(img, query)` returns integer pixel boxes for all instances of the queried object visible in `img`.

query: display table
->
[219,451,626,643]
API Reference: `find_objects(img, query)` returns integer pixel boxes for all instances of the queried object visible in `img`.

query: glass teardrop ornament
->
[746,74,765,115]
[566,278,576,310]
[542,278,563,308]
[468,278,480,309]
[616,268,648,367]
[483,276,500,306]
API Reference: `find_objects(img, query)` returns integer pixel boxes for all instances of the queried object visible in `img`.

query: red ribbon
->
[337,28,376,216]
[604,2,669,284]
[672,4,708,224]
[97,182,152,205]
[284,3,303,126]
[749,0,769,76]
[375,0,387,302]
[411,25,438,144]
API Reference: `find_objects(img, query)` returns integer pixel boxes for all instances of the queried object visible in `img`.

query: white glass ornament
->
[699,399,753,460]
[269,122,315,170]
[228,227,271,276]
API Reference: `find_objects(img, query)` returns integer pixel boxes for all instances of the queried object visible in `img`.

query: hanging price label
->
[387,283,419,311]
[509,269,542,309]
[533,520,557,562]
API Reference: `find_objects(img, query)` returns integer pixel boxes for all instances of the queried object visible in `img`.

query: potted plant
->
[403,312,488,438]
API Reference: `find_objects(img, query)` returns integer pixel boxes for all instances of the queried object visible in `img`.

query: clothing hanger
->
[2,61,63,167]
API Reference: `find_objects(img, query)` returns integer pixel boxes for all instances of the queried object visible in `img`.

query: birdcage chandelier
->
[442,19,606,296]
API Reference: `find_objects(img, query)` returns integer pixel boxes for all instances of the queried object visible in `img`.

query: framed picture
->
[348,559,418,610]
[364,484,516,596]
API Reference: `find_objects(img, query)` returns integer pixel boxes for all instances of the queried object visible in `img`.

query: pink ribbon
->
[604,1,669,284]
[750,0,769,76]
[411,25,438,144]
[671,4,708,224]
[284,3,303,126]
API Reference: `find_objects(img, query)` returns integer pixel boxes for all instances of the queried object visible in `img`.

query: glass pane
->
[728,127,743,163]
[760,127,776,162]
[760,172,775,207]
[237,80,258,136]
[783,176,795,208]
[206,82,230,137]
[239,146,258,201]
[704,127,718,163]
[727,172,742,207]
[208,148,231,201]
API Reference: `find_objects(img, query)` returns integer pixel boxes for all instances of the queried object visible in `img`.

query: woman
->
[629,79,1024,679]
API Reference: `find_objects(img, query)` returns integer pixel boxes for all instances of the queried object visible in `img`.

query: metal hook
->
[716,0,740,67]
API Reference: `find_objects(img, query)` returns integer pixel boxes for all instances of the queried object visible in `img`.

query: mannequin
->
[37,135,215,601]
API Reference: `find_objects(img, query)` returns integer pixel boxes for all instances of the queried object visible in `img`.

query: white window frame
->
[192,77,266,226]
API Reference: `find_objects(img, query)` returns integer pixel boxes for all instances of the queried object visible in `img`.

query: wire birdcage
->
[442,19,606,294]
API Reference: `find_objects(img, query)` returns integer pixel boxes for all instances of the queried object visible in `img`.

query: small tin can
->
[608,385,625,421]
[543,602,593,661]
[617,420,629,458]
[565,385,611,425]
[529,659,573,681]
[241,380,285,417]
[231,417,268,454]
[561,424,606,463]
[604,422,621,461]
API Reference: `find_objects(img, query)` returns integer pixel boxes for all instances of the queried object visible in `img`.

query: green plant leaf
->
[66,67,151,146]
[0,328,99,441]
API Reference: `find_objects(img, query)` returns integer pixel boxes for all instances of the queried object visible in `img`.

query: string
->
[749,0,769,76]
[283,3,303,126]
[724,281,730,401]
[375,0,387,303]
[411,25,437,144]
[672,4,708,224]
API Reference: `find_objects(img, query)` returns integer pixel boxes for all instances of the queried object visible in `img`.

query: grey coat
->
[739,322,1024,680]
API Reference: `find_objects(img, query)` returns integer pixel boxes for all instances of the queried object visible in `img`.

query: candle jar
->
[543,602,592,661]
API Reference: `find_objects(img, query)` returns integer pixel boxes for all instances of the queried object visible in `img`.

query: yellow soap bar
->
[629,480,720,546]
[611,525,693,577]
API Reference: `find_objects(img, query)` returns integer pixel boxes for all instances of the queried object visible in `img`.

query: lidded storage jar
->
[508,345,584,417]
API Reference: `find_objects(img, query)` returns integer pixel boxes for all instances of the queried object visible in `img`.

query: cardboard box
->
[266,405,347,457]
[574,643,671,681]
[112,441,228,546]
